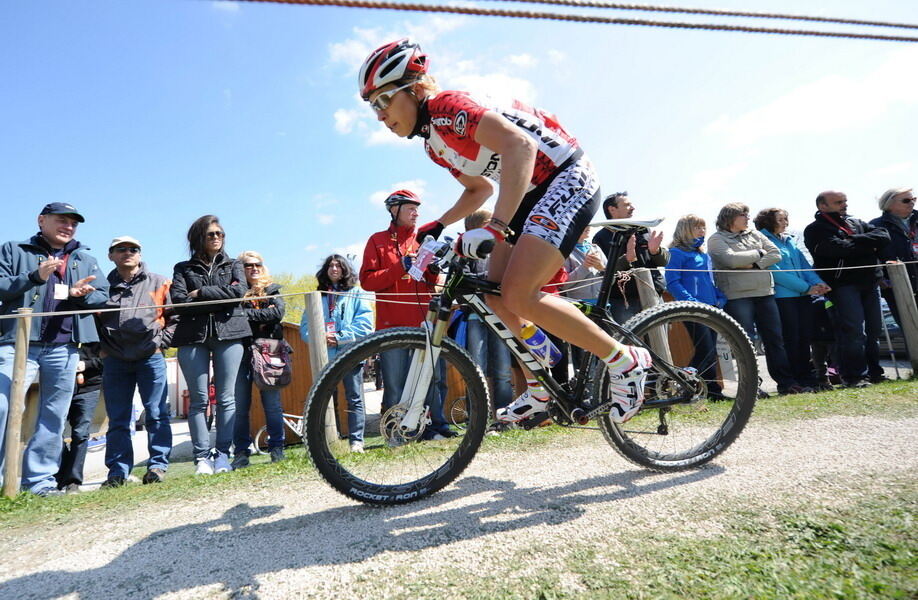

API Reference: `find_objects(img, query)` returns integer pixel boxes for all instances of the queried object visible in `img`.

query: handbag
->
[250,337,294,390]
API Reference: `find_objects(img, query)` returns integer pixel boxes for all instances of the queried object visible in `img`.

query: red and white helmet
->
[359,38,428,100]
[384,189,422,209]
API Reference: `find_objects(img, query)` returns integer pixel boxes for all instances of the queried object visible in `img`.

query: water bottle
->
[520,324,562,368]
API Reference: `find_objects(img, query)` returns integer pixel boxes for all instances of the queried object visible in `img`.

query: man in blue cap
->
[0,202,108,496]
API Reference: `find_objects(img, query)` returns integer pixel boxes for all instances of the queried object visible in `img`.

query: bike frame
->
[395,224,697,431]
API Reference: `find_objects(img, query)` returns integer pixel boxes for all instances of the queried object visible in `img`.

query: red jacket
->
[360,223,436,330]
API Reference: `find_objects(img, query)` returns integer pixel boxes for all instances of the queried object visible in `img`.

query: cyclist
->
[358,38,652,424]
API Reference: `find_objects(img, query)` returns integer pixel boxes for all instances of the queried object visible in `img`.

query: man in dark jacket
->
[0,203,108,496]
[803,191,890,387]
[97,236,174,488]
[592,192,668,323]
[870,187,917,333]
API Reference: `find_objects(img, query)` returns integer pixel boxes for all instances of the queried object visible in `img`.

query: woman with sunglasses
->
[170,215,249,475]
[232,251,287,468]
[871,187,918,331]
[358,39,652,425]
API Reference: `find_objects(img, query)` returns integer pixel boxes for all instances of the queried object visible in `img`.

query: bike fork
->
[398,310,449,434]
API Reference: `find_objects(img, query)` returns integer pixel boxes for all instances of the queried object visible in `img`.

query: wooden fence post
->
[3,308,33,499]
[634,268,673,364]
[304,292,336,445]
[886,262,918,374]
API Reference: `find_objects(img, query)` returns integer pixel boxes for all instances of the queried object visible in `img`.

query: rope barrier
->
[0,259,914,320]
[229,0,918,43]
[481,0,918,31]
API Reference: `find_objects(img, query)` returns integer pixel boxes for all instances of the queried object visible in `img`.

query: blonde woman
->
[665,215,727,399]
[232,251,286,468]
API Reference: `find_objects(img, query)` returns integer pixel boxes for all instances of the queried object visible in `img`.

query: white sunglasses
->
[369,82,415,112]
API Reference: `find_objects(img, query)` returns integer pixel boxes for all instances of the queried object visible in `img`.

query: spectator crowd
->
[1,185,915,497]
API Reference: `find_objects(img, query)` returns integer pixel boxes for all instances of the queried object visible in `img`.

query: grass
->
[1,380,915,529]
[405,477,917,600]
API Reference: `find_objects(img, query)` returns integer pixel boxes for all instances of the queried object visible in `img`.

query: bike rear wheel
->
[304,327,490,505]
[595,301,757,470]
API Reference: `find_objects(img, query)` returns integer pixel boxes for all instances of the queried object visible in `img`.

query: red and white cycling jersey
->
[423,91,580,191]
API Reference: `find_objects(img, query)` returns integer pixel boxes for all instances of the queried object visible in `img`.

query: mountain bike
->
[304,218,758,505]
[252,412,304,454]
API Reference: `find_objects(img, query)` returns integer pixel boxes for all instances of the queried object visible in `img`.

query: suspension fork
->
[397,297,451,434]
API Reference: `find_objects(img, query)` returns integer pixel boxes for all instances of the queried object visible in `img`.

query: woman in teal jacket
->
[755,209,831,390]
[300,255,373,451]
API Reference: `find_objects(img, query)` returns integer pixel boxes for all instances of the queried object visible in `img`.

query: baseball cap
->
[39,202,85,222]
[109,236,142,250]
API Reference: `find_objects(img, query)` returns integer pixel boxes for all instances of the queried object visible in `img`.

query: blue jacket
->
[665,247,727,308]
[300,287,373,359]
[0,237,108,344]
[761,230,825,298]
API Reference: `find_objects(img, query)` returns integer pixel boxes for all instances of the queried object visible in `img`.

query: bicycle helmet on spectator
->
[359,38,428,101]
[384,189,422,210]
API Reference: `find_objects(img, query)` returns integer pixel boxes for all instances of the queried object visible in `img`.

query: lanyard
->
[820,213,854,236]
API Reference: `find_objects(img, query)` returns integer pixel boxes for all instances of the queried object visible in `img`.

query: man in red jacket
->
[359,190,455,440]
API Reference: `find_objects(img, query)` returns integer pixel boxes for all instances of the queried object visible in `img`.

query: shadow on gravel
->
[0,465,724,599]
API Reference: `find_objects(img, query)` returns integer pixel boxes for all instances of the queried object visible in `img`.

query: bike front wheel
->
[595,301,758,471]
[304,327,490,505]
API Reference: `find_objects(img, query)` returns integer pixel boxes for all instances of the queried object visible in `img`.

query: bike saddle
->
[590,217,665,231]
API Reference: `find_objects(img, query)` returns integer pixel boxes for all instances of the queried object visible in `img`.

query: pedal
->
[519,411,550,430]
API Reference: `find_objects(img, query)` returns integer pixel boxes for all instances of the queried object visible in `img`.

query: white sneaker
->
[195,457,215,476]
[350,441,365,453]
[607,346,653,423]
[213,453,231,473]
[496,390,549,423]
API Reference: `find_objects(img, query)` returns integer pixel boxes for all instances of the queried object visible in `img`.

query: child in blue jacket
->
[665,215,727,399]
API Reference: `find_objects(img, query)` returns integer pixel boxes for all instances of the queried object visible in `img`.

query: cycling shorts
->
[507,150,600,258]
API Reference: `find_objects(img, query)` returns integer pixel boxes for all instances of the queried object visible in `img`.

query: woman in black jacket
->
[171,215,249,475]
[231,251,287,469]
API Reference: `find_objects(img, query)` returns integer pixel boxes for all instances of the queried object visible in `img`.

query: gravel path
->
[1,415,915,599]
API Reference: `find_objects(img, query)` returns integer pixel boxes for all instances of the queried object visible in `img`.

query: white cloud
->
[333,108,362,134]
[869,161,913,178]
[213,1,240,12]
[662,162,750,223]
[317,214,335,225]
[367,123,413,147]
[450,72,537,106]
[507,54,537,69]
[304,244,318,252]
[327,16,466,74]
[705,46,918,148]
[547,50,566,65]
[369,179,428,206]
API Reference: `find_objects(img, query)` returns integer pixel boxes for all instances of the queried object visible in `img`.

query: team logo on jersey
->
[529,215,560,231]
[454,111,468,136]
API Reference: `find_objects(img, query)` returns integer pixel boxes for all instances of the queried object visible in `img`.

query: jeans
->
[102,353,173,479]
[465,317,513,409]
[379,347,449,434]
[776,296,818,387]
[55,387,101,487]
[337,364,365,444]
[725,295,797,390]
[234,353,285,453]
[828,285,883,382]
[684,322,722,394]
[177,339,244,460]
[0,342,78,494]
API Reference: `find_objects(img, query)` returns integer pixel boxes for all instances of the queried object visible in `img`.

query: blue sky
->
[2,0,916,280]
